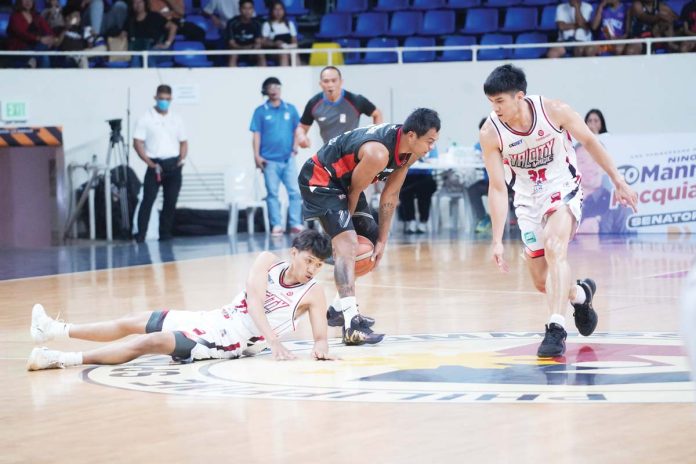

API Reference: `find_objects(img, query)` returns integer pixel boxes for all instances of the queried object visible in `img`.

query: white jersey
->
[162,261,317,359]
[488,94,581,204]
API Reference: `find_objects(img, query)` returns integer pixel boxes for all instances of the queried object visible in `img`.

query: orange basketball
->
[355,235,375,277]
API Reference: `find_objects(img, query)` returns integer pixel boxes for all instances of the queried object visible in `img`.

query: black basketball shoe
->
[342,315,384,346]
[537,323,567,357]
[572,278,598,336]
[327,305,375,328]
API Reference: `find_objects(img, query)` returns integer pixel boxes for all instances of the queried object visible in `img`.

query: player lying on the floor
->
[27,230,337,371]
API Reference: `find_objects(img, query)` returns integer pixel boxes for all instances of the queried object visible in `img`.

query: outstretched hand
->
[371,240,386,269]
[492,242,509,273]
[270,340,296,361]
[614,179,639,212]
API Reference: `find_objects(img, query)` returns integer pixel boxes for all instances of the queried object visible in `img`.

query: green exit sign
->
[1,101,28,121]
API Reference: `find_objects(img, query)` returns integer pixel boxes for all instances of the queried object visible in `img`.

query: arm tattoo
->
[379,201,396,237]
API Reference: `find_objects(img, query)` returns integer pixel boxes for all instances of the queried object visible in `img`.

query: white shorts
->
[515,184,583,258]
[149,310,249,361]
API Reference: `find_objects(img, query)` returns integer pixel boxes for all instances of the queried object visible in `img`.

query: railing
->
[0,36,694,68]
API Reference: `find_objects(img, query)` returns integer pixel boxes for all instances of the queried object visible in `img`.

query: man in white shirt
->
[547,0,597,58]
[133,84,188,242]
[202,0,240,31]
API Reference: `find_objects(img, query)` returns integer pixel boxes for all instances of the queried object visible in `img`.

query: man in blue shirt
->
[250,77,303,235]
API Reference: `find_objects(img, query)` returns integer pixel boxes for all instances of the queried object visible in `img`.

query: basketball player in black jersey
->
[298,108,441,345]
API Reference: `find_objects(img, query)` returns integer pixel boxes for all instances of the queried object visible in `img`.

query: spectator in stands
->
[296,66,383,145]
[584,108,608,135]
[149,0,205,42]
[41,0,65,33]
[202,0,239,32]
[227,0,265,67]
[626,0,678,54]
[679,0,696,52]
[55,3,90,67]
[133,84,189,243]
[547,0,598,58]
[398,150,437,234]
[590,0,632,55]
[250,77,304,236]
[126,0,177,66]
[83,0,129,39]
[262,1,297,67]
[576,146,632,234]
[7,0,56,68]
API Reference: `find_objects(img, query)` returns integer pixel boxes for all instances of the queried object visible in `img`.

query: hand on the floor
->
[270,340,296,361]
[492,242,509,273]
[312,350,340,361]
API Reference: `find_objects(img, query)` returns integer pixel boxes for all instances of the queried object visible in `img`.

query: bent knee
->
[533,281,547,293]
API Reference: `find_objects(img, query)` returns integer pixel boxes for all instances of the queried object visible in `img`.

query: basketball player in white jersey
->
[27,230,337,371]
[479,64,638,357]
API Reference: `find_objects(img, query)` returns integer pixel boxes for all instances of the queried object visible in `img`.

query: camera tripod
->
[64,120,131,241]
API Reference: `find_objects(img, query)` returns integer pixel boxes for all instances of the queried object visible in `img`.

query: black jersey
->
[305,123,411,191]
[300,90,377,143]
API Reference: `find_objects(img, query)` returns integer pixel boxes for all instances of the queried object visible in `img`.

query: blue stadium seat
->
[387,11,422,38]
[411,0,447,10]
[460,8,499,34]
[186,14,220,41]
[478,33,513,60]
[437,35,476,61]
[512,32,548,59]
[362,37,399,64]
[0,12,10,39]
[447,0,482,8]
[521,0,556,6]
[500,7,538,32]
[352,12,389,38]
[666,0,688,14]
[335,0,369,13]
[283,0,309,16]
[254,0,268,16]
[172,41,214,67]
[374,0,409,12]
[184,0,195,13]
[539,5,558,31]
[485,0,522,6]
[403,37,437,62]
[336,38,362,64]
[419,10,455,35]
[315,13,352,39]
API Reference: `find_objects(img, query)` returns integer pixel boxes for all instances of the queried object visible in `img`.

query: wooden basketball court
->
[2,235,695,463]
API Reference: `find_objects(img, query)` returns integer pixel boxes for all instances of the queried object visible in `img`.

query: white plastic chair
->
[225,168,269,238]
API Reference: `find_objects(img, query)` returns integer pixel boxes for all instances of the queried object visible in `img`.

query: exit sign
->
[1,101,28,121]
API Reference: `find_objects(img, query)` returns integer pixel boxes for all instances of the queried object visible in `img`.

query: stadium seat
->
[403,37,437,62]
[283,0,309,16]
[665,0,688,14]
[0,12,10,39]
[437,35,476,61]
[411,0,447,10]
[460,8,499,34]
[362,37,399,64]
[315,13,352,39]
[447,0,482,8]
[539,5,558,32]
[478,33,513,60]
[512,32,548,59]
[521,0,556,6]
[419,10,456,35]
[172,41,214,67]
[309,42,345,65]
[335,0,369,13]
[352,12,389,39]
[500,7,538,32]
[254,0,268,16]
[336,38,362,64]
[485,0,522,6]
[387,11,423,38]
[374,0,409,12]
[186,15,220,41]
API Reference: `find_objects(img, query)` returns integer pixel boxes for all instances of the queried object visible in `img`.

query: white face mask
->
[69,16,79,26]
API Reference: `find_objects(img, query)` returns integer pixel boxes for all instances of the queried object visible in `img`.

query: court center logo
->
[84,332,694,403]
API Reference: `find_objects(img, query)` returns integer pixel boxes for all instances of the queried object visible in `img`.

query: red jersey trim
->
[309,154,330,187]
[501,98,536,136]
[394,128,409,167]
[331,153,357,178]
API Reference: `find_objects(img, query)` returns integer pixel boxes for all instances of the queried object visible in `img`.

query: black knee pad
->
[352,212,378,245]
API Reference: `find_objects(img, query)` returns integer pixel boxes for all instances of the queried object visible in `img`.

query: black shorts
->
[298,159,378,242]
[145,310,197,362]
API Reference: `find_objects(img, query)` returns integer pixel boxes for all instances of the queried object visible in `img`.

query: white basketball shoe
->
[27,347,65,371]
[30,304,63,344]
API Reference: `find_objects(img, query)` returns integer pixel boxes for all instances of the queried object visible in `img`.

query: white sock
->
[549,313,566,328]
[571,285,587,305]
[61,351,83,367]
[54,322,72,340]
[332,293,341,308]
[340,296,358,329]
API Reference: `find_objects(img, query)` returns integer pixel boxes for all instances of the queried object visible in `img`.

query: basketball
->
[355,235,375,277]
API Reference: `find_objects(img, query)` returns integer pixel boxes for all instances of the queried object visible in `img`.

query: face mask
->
[156,99,170,111]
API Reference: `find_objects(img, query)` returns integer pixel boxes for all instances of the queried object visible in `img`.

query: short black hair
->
[239,0,253,8]
[156,84,172,95]
[585,108,608,134]
[261,76,281,95]
[483,64,527,96]
[292,230,332,261]
[402,108,441,137]
[320,66,342,79]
